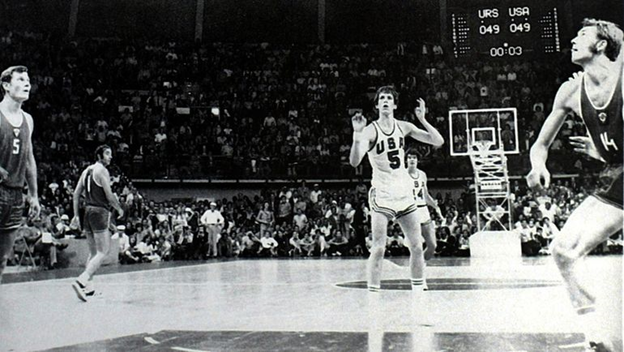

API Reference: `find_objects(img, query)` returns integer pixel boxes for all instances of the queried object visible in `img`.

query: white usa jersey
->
[410,169,427,206]
[367,119,412,195]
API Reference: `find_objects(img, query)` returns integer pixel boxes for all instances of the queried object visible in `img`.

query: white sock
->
[411,278,430,325]
[411,278,424,292]
[368,284,381,293]
[77,273,89,287]
[85,279,95,292]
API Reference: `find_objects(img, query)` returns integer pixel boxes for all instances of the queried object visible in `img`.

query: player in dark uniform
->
[527,19,623,352]
[70,145,123,301]
[0,66,40,283]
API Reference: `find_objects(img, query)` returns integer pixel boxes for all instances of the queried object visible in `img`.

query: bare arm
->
[402,98,444,147]
[527,81,575,189]
[24,114,40,219]
[421,172,441,214]
[349,114,375,167]
[73,169,88,218]
[95,166,123,216]
[256,211,267,224]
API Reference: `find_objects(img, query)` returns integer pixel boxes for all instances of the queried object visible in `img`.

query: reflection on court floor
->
[0,256,621,352]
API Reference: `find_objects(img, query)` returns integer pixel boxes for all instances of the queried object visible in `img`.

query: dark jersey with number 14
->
[579,71,623,207]
[579,72,622,164]
[0,111,31,189]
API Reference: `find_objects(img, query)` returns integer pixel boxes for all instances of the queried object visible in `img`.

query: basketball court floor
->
[0,255,621,352]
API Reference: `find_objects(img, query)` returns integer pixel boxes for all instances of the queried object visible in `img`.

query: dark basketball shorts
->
[0,185,24,232]
[84,206,111,234]
[594,164,623,209]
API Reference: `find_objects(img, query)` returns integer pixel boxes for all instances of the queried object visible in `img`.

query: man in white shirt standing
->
[201,201,224,258]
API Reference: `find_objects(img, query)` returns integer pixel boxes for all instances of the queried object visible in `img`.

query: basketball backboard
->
[448,108,519,156]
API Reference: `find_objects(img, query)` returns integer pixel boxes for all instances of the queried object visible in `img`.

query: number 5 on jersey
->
[12,138,20,154]
[387,150,401,169]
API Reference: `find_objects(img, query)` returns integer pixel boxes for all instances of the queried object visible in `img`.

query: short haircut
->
[373,86,399,107]
[582,18,623,61]
[405,147,419,157]
[1,65,28,94]
[95,145,111,160]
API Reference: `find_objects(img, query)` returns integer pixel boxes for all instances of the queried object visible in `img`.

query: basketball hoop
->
[470,140,495,158]
[448,107,516,234]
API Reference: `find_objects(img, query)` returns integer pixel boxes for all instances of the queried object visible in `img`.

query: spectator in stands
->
[217,230,234,258]
[327,230,349,256]
[276,196,293,226]
[289,230,303,257]
[300,231,317,257]
[258,231,278,257]
[256,202,274,236]
[239,231,259,258]
[293,208,309,233]
[517,219,540,256]
[112,225,133,264]
[200,201,224,258]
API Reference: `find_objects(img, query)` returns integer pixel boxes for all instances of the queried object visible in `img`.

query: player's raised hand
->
[526,166,550,190]
[414,98,427,122]
[351,112,367,133]
[569,136,604,161]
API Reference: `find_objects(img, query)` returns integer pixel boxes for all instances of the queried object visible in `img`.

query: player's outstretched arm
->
[349,112,373,167]
[403,98,444,147]
[527,82,574,190]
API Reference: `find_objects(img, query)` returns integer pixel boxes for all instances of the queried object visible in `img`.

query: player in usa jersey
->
[407,148,443,291]
[0,66,40,284]
[527,19,623,352]
[350,86,443,298]
[406,148,442,261]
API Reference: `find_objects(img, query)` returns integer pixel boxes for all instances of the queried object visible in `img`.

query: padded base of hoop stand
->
[469,231,521,266]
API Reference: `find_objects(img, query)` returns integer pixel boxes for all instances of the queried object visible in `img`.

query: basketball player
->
[526,19,623,352]
[406,148,442,291]
[0,66,40,284]
[406,148,442,258]
[350,87,444,298]
[70,145,124,301]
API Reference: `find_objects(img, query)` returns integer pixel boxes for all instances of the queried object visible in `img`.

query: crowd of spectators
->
[11,172,622,270]
[1,29,600,184]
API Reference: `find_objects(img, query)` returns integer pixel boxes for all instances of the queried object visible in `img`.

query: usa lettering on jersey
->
[376,136,404,169]
[413,176,426,203]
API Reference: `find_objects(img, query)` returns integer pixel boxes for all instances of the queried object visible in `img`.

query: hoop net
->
[469,140,496,158]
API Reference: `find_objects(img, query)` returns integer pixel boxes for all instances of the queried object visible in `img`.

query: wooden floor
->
[0,256,621,352]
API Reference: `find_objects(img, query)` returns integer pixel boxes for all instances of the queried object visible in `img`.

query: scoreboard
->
[449,0,562,59]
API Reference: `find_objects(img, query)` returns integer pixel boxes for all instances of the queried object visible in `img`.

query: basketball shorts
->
[594,164,623,209]
[0,185,24,232]
[415,205,432,224]
[84,206,111,233]
[369,187,418,220]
